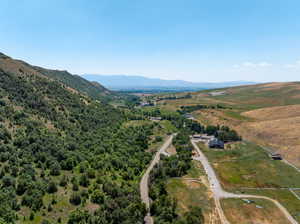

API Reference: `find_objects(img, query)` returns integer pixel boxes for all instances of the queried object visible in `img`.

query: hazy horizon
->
[1,0,300,82]
[81,73,260,84]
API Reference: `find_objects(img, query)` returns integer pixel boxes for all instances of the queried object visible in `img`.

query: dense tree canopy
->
[0,68,154,223]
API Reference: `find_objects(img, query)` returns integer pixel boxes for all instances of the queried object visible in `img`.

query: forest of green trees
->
[149,131,204,224]
[0,68,155,223]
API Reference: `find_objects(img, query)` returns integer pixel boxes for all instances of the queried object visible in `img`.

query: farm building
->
[208,138,224,149]
[270,153,282,160]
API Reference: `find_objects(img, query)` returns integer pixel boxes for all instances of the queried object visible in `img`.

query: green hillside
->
[0,53,111,102]
[0,55,155,223]
[34,67,110,99]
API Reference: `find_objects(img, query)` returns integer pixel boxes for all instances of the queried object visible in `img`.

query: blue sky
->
[1,0,300,82]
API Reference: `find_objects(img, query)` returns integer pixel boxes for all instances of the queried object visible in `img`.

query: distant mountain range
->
[81,74,257,91]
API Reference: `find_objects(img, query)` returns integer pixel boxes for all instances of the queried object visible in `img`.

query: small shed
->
[270,153,282,160]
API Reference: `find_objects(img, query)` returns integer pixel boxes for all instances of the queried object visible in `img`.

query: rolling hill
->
[0,53,111,101]
[200,82,300,110]
[157,82,300,167]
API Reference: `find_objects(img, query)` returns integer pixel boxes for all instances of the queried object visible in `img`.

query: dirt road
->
[191,140,298,224]
[140,135,174,224]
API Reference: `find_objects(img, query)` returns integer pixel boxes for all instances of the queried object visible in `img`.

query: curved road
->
[140,135,175,224]
[191,140,298,224]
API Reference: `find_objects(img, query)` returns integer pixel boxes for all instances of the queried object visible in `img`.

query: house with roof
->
[208,138,224,149]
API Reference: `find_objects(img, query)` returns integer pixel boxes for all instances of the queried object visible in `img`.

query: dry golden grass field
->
[221,198,290,224]
[166,161,221,224]
[158,82,300,167]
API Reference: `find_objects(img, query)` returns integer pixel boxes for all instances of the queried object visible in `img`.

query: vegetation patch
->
[240,189,300,223]
[221,198,289,224]
[197,142,300,189]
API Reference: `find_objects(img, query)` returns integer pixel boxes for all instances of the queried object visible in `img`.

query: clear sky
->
[1,0,300,82]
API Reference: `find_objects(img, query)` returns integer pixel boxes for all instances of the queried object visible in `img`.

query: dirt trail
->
[191,140,298,224]
[140,135,174,224]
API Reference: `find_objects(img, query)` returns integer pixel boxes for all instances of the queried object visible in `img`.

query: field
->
[167,158,300,224]
[166,161,220,224]
[197,142,300,189]
[241,189,300,222]
[221,198,290,224]
[156,82,300,167]
[197,142,300,222]
[151,82,300,222]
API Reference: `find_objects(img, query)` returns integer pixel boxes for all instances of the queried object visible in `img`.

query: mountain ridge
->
[0,53,111,101]
[82,74,257,90]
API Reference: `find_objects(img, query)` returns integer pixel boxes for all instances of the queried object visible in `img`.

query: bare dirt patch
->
[85,202,100,213]
[166,144,177,155]
[183,179,202,189]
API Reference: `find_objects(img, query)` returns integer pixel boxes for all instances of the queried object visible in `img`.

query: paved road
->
[191,140,298,224]
[140,135,174,224]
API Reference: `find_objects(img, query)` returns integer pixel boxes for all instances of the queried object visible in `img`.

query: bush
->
[49,162,61,176]
[90,190,105,204]
[47,181,57,194]
[87,169,95,179]
[155,136,163,142]
[29,212,34,221]
[69,192,81,206]
[182,206,204,224]
[59,175,68,187]
[72,182,79,191]
[79,174,89,187]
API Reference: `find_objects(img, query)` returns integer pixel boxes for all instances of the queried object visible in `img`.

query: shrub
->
[90,190,105,204]
[69,192,81,206]
[59,175,68,187]
[47,181,57,194]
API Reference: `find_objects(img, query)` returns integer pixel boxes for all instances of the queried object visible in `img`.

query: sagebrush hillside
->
[0,53,111,101]
[0,53,157,223]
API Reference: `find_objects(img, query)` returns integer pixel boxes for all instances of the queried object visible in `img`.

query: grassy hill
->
[156,82,300,167]
[0,53,111,102]
[201,82,300,110]
[0,53,160,223]
[157,82,300,110]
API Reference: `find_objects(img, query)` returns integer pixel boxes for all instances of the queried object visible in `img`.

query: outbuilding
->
[208,138,224,149]
[270,153,282,160]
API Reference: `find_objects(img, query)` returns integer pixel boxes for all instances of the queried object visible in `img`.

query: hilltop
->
[0,53,111,101]
[199,82,300,110]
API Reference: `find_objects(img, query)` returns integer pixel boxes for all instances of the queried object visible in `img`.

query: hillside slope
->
[0,54,154,223]
[0,53,111,101]
[158,82,300,167]
[201,82,300,110]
